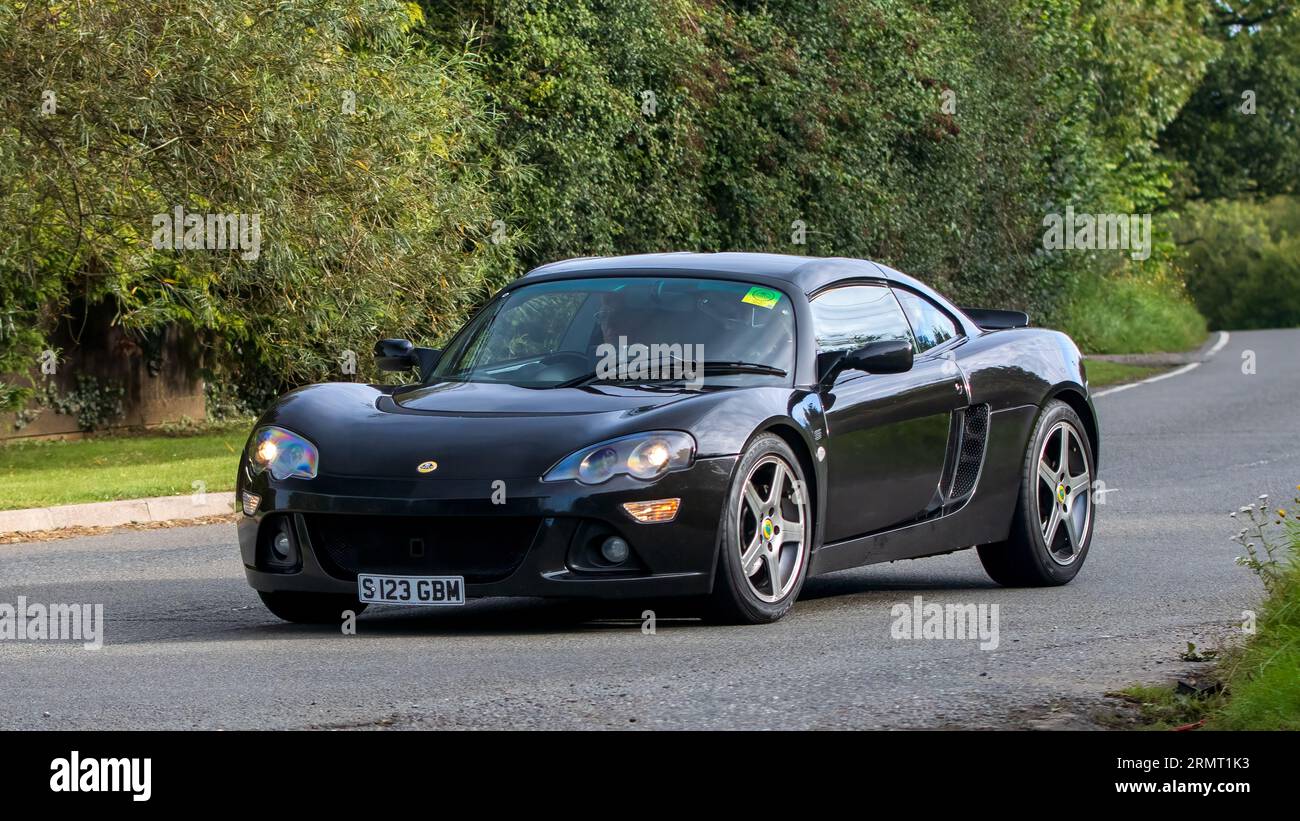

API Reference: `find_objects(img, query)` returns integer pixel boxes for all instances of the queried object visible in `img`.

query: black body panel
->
[820,356,966,538]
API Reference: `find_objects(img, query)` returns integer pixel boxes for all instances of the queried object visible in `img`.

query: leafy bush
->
[1173,196,1300,330]
[0,0,516,411]
[16,375,126,432]
[425,0,1216,316]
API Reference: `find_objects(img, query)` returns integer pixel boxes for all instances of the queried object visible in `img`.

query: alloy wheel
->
[1035,421,1093,565]
[736,454,808,603]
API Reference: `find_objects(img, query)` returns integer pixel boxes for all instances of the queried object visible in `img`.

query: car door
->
[813,283,968,542]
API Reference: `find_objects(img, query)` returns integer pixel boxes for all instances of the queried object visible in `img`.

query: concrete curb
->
[0,492,236,536]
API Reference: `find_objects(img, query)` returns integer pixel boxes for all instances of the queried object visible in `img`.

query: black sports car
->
[238,253,1098,624]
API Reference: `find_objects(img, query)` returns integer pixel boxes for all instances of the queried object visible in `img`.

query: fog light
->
[270,529,293,562]
[622,498,681,524]
[240,491,260,516]
[600,536,630,565]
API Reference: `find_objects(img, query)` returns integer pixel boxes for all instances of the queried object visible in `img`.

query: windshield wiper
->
[555,361,785,389]
[697,361,787,376]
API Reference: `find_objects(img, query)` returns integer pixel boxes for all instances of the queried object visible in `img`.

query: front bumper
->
[238,456,737,600]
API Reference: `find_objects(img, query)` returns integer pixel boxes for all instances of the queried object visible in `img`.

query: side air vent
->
[946,404,990,503]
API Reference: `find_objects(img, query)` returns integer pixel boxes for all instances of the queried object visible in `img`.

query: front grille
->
[303,514,542,583]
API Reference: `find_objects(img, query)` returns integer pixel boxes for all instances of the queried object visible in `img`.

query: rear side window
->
[809,284,914,353]
[894,289,960,353]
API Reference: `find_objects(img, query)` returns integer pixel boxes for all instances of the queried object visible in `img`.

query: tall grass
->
[1116,489,1300,730]
[1211,565,1300,729]
[1209,491,1300,729]
[1056,272,1207,354]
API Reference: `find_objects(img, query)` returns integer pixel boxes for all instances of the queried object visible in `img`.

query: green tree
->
[0,0,514,411]
[1161,5,1299,199]
[1173,196,1300,329]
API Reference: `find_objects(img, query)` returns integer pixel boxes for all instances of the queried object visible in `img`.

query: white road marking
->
[1092,331,1229,399]
[1206,329,1231,357]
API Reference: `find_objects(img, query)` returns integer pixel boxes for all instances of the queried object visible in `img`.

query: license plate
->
[357,574,465,606]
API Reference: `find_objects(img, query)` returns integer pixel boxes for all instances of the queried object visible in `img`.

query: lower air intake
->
[303,514,542,584]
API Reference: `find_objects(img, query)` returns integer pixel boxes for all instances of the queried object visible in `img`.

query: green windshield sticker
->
[741,286,781,309]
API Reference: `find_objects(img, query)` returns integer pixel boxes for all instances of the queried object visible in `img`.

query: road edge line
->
[1093,331,1229,399]
[1205,329,1231,357]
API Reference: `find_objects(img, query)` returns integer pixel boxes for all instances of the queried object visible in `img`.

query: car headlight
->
[247,426,319,481]
[544,432,695,485]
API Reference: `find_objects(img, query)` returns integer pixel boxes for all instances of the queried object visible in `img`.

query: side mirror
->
[374,339,443,381]
[844,339,913,374]
[818,339,914,385]
[375,338,418,372]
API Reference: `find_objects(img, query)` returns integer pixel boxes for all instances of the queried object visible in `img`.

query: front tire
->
[258,591,366,624]
[978,400,1096,586]
[708,434,812,624]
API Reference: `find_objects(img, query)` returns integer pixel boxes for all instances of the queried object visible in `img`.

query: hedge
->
[0,0,1226,410]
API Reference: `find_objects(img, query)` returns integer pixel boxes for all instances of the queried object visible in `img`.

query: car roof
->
[519,252,932,297]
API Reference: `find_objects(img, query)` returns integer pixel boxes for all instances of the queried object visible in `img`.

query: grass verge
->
[1084,360,1164,388]
[1116,490,1300,730]
[1211,562,1300,729]
[0,421,251,510]
[1111,684,1225,730]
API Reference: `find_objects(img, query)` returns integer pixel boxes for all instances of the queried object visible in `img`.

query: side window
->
[809,284,915,353]
[894,289,960,353]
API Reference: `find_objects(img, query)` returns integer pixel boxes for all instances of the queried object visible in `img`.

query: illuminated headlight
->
[247,426,319,481]
[544,432,695,485]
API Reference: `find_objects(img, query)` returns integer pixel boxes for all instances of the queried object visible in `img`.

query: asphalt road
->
[2,329,1296,730]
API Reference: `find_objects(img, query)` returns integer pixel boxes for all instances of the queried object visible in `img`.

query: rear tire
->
[707,434,812,624]
[978,400,1096,586]
[258,591,366,624]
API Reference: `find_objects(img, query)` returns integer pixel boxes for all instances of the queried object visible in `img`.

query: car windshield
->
[429,276,796,388]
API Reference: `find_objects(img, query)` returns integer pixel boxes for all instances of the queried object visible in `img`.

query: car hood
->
[255,380,707,481]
